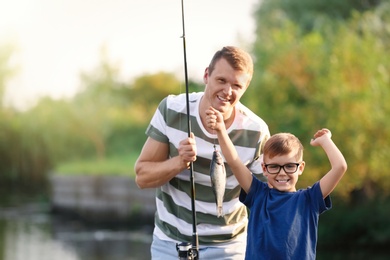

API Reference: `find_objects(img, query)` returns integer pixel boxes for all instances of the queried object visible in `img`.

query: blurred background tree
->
[243,0,390,200]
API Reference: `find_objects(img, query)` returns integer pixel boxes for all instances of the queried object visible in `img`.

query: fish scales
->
[210,149,226,217]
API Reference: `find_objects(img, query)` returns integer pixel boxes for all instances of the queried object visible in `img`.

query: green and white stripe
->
[146,92,270,245]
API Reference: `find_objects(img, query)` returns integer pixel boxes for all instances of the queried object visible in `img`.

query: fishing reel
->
[176,242,198,260]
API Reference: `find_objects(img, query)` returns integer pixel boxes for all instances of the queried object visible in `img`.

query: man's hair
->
[208,46,254,80]
[263,133,304,161]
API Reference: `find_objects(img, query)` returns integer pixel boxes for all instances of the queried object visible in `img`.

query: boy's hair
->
[263,133,304,161]
[208,46,254,82]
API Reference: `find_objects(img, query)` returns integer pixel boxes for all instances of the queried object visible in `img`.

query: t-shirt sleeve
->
[249,131,270,180]
[239,175,266,208]
[145,97,169,143]
[312,181,332,214]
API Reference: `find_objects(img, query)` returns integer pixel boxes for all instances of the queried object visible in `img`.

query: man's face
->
[203,58,251,120]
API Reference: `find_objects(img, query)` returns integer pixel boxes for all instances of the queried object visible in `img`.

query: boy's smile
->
[263,152,305,192]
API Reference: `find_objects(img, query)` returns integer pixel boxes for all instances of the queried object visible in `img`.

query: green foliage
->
[243,0,390,199]
[130,71,181,112]
[256,0,381,33]
[54,154,138,177]
[0,1,389,239]
[0,51,184,184]
[318,196,390,248]
[0,107,52,188]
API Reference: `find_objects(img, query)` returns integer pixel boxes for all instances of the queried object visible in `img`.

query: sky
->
[0,0,259,109]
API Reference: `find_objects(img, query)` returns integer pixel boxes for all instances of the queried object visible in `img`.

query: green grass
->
[53,153,138,177]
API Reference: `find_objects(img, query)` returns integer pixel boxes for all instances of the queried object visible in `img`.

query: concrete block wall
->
[50,175,156,223]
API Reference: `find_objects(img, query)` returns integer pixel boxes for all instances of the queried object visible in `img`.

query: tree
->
[245,0,390,198]
[129,72,182,119]
[256,0,382,34]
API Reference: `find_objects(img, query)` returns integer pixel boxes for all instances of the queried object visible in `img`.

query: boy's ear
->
[261,163,268,176]
[298,161,305,175]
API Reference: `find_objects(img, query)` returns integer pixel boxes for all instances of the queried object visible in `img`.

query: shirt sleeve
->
[311,181,332,214]
[249,132,270,181]
[239,175,267,208]
[145,97,169,143]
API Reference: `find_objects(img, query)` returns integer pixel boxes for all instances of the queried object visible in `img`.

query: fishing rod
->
[176,0,199,259]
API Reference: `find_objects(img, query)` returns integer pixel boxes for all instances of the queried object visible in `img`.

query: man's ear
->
[203,67,209,84]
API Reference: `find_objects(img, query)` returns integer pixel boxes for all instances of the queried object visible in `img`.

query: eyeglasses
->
[264,163,301,174]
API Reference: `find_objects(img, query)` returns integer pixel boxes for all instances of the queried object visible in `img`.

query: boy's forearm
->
[216,130,238,164]
[319,138,348,197]
[216,129,253,193]
[321,139,347,171]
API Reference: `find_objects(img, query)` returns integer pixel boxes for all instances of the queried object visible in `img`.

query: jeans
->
[151,235,246,260]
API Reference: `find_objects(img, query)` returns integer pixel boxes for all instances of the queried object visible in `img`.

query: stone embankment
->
[50,175,156,224]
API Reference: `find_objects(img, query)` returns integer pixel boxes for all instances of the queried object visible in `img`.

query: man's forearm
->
[135,156,187,189]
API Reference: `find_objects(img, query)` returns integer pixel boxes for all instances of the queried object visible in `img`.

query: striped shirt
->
[146,92,270,245]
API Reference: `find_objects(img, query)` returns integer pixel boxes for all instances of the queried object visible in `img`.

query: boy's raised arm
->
[310,129,348,198]
[206,107,253,193]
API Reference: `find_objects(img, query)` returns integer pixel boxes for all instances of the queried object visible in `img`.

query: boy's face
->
[262,151,305,192]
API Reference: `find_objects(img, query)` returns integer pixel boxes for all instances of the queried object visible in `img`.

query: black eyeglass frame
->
[263,163,301,174]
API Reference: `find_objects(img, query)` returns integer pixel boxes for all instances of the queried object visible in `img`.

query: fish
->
[210,147,226,218]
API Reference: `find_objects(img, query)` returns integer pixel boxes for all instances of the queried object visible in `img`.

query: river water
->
[0,202,153,260]
[1,202,388,260]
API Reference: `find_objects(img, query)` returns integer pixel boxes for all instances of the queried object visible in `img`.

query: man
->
[134,46,270,259]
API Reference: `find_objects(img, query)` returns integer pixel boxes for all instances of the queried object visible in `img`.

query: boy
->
[206,106,347,259]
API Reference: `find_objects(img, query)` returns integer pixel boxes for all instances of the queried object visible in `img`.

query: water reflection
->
[1,203,388,260]
[0,203,153,260]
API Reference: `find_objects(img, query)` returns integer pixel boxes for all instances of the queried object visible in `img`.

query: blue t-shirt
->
[240,176,332,260]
